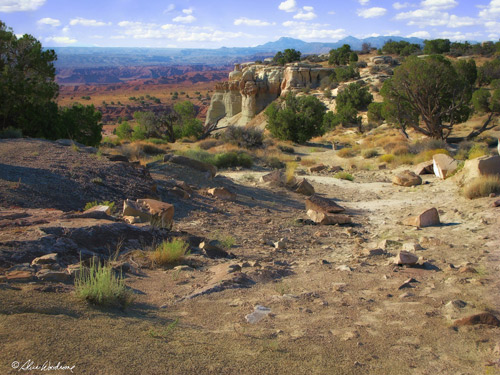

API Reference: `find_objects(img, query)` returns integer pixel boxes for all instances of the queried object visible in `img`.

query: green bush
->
[131,125,147,141]
[115,121,132,140]
[334,171,354,181]
[491,89,500,112]
[214,151,253,168]
[362,148,379,158]
[367,102,385,124]
[75,258,132,308]
[336,82,373,111]
[333,65,359,82]
[329,44,356,66]
[265,93,327,143]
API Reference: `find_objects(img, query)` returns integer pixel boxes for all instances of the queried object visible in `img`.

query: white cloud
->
[359,0,370,4]
[173,8,196,23]
[407,30,430,38]
[386,30,402,35]
[116,20,250,43]
[421,0,457,11]
[278,0,297,12]
[293,6,317,20]
[478,0,500,20]
[0,0,45,12]
[282,21,346,40]
[45,36,77,44]
[396,9,476,28]
[357,7,387,18]
[69,18,109,27]
[234,17,272,26]
[328,11,336,15]
[37,17,60,27]
[438,30,483,40]
[393,2,412,9]
[163,4,175,14]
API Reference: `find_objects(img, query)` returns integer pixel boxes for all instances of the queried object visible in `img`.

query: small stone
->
[402,243,423,252]
[459,265,477,273]
[294,178,315,196]
[307,210,351,225]
[207,187,236,201]
[274,240,286,250]
[245,305,271,324]
[336,265,353,272]
[493,199,500,207]
[394,251,419,266]
[363,248,385,256]
[399,292,414,298]
[446,300,467,309]
[31,253,58,266]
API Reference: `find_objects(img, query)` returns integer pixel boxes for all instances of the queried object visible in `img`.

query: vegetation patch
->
[150,239,190,266]
[463,176,500,199]
[334,171,354,181]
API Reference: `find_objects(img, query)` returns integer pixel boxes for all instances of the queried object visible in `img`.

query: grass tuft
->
[463,176,500,199]
[285,162,297,185]
[75,258,133,308]
[334,171,354,181]
[149,239,190,266]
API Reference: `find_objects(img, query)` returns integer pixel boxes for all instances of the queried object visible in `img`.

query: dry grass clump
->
[467,144,490,159]
[337,147,357,158]
[391,144,410,155]
[285,162,298,184]
[120,141,167,161]
[379,154,395,163]
[197,138,218,150]
[149,239,190,266]
[300,158,317,167]
[463,176,500,199]
[362,148,379,159]
[334,171,354,181]
[413,148,449,163]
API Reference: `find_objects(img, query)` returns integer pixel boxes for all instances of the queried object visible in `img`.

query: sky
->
[0,0,499,48]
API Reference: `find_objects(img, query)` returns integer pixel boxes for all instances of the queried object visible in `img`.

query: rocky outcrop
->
[206,62,335,126]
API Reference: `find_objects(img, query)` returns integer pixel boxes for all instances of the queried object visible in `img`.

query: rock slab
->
[403,208,440,227]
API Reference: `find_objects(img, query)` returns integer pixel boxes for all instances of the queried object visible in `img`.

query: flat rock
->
[123,198,174,229]
[199,240,231,258]
[454,313,500,327]
[402,242,423,252]
[309,164,327,173]
[392,170,422,187]
[363,248,385,256]
[403,208,440,227]
[36,269,70,282]
[207,187,236,201]
[394,251,419,265]
[463,155,500,182]
[31,253,58,266]
[305,194,345,214]
[245,305,271,324]
[307,210,351,225]
[433,154,458,179]
[5,270,34,282]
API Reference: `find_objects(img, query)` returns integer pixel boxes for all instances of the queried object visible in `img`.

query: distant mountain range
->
[52,36,425,68]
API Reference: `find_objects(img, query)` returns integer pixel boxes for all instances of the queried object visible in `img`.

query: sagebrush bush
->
[334,171,354,181]
[198,138,218,150]
[379,154,395,163]
[467,144,489,159]
[220,125,263,148]
[75,258,132,308]
[463,176,500,199]
[150,239,190,266]
[214,151,253,168]
[337,147,357,158]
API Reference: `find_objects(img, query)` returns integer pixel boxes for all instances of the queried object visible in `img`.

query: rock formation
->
[205,62,335,126]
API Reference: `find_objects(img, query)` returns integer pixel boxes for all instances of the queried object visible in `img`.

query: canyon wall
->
[205,63,335,126]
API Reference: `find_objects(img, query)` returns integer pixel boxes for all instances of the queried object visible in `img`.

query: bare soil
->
[0,139,499,375]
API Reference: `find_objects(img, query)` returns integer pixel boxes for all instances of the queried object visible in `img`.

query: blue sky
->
[0,0,499,48]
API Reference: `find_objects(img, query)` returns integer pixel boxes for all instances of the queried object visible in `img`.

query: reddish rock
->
[393,251,419,265]
[207,187,236,201]
[307,210,352,225]
[294,179,315,196]
[123,198,174,229]
[305,194,345,214]
[403,208,440,227]
[5,270,34,282]
[454,313,500,327]
[392,170,422,187]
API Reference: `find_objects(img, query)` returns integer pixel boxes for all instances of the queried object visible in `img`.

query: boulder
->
[123,198,174,229]
[392,170,422,187]
[260,170,286,186]
[413,161,434,175]
[199,240,231,258]
[207,187,236,201]
[169,187,190,199]
[164,154,217,178]
[36,269,71,282]
[433,154,458,179]
[462,155,500,183]
[394,251,419,266]
[307,209,352,225]
[294,179,315,196]
[403,208,440,227]
[305,194,345,214]
[5,270,34,282]
[494,199,500,207]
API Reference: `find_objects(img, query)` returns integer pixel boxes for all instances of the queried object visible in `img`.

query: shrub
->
[220,125,263,148]
[277,144,295,154]
[0,126,22,139]
[198,138,218,150]
[337,147,356,158]
[379,154,395,163]
[391,144,410,155]
[334,65,359,82]
[214,151,253,168]
[362,148,379,159]
[115,121,132,140]
[367,102,385,124]
[285,162,297,184]
[75,258,132,308]
[336,82,373,111]
[150,239,190,266]
[414,148,449,163]
[265,156,285,169]
[409,138,447,154]
[131,125,147,141]
[141,143,165,155]
[467,144,489,159]
[265,93,327,143]
[334,171,354,181]
[463,176,500,199]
